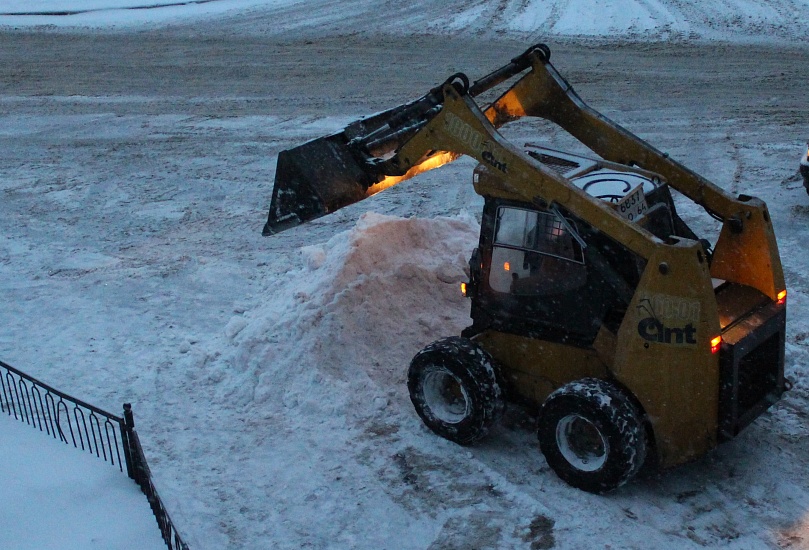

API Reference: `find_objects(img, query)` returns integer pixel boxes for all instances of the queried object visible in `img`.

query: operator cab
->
[465,145,701,347]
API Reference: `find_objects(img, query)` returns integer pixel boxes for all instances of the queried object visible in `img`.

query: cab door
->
[474,199,618,346]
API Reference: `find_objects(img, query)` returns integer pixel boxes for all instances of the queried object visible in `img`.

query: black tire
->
[537,378,647,493]
[408,336,505,445]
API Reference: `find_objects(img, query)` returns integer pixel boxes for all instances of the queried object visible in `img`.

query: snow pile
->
[162,213,491,548]
[434,0,809,40]
[222,212,478,414]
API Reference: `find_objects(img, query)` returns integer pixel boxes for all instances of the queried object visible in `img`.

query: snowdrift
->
[224,212,479,418]
[4,0,809,42]
[425,0,809,41]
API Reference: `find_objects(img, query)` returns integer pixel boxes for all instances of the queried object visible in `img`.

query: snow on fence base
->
[0,359,189,550]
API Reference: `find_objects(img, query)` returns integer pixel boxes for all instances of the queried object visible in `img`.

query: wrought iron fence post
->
[122,403,137,481]
[123,403,151,489]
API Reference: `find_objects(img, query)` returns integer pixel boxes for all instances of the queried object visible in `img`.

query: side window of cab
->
[489,206,587,296]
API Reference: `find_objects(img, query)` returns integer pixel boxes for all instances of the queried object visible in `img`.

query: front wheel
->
[408,337,504,445]
[537,378,647,493]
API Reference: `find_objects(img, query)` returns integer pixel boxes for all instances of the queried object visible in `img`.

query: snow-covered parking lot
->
[1,2,809,549]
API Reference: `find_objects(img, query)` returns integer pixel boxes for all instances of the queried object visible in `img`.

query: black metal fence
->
[1,359,189,550]
[123,403,189,550]
[1,359,126,470]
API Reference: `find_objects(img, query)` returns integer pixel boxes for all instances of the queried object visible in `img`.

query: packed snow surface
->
[3,0,809,41]
[1,1,809,549]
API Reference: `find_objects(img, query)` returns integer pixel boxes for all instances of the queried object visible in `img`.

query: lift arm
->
[263,44,783,298]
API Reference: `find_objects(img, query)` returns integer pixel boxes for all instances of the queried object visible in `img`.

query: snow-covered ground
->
[1,2,808,550]
[0,417,165,549]
[3,0,809,43]
[0,0,285,27]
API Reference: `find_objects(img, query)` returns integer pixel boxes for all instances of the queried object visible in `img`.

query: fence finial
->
[123,403,135,429]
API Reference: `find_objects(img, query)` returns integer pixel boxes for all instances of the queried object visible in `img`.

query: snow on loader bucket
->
[262,44,551,235]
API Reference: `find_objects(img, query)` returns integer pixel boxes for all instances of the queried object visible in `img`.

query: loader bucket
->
[262,73,471,236]
[262,133,379,235]
[262,43,551,236]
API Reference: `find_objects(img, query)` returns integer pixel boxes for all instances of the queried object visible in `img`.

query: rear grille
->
[718,303,786,441]
[528,152,580,176]
[736,333,780,413]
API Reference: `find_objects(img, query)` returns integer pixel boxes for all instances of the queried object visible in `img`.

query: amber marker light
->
[460,282,467,297]
[777,290,787,305]
[504,262,510,271]
[710,336,722,354]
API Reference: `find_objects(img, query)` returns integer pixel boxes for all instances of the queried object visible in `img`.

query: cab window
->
[490,207,586,296]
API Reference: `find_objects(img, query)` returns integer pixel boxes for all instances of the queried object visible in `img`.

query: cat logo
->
[636,295,700,345]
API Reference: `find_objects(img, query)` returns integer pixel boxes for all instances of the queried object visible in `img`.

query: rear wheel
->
[538,378,646,493]
[408,336,504,445]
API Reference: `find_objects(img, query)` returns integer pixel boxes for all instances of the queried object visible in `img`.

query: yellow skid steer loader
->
[263,44,788,493]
